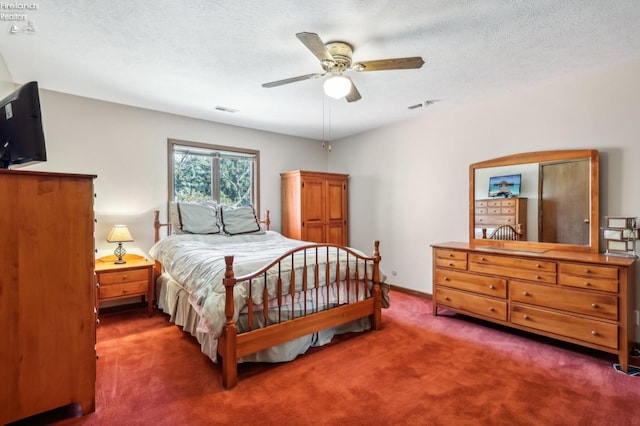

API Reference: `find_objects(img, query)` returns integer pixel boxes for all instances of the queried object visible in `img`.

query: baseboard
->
[389,284,432,300]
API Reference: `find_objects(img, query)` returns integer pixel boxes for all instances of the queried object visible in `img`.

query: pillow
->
[219,205,265,235]
[177,202,221,234]
[168,202,183,234]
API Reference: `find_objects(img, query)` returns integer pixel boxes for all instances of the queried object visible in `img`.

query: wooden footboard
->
[219,243,382,389]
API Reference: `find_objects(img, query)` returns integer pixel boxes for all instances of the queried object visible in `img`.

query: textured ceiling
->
[0,1,639,140]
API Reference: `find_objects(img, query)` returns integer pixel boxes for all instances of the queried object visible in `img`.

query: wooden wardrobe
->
[281,170,348,245]
[0,170,96,424]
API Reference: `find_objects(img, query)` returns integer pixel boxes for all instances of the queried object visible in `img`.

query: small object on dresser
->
[602,216,637,257]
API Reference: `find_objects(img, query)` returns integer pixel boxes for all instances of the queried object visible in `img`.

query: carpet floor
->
[15,290,640,426]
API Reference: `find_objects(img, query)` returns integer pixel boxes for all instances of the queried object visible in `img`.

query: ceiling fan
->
[262,32,425,102]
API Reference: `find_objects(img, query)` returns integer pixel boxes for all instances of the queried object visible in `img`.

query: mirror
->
[469,149,599,253]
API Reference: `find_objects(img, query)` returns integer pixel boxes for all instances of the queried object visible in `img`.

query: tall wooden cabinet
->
[0,170,96,424]
[281,170,348,245]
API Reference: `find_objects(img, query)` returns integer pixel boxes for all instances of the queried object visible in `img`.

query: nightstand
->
[95,254,155,315]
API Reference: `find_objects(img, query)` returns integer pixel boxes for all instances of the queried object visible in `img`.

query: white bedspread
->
[149,231,380,339]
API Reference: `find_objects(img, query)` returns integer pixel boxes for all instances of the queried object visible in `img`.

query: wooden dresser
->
[281,170,348,245]
[0,170,96,424]
[432,242,636,372]
[475,197,527,239]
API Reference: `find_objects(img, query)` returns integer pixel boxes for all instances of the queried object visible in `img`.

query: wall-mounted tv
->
[488,174,521,198]
[0,81,47,169]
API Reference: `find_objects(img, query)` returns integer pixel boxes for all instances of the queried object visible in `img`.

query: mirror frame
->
[469,149,599,253]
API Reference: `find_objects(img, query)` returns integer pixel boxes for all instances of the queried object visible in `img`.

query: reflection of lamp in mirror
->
[107,225,134,264]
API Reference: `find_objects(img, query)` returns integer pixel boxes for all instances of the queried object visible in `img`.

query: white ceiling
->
[1,0,639,141]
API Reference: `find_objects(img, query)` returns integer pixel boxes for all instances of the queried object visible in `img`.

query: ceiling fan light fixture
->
[323,75,351,99]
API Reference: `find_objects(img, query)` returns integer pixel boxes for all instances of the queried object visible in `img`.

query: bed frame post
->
[220,255,238,389]
[371,240,382,330]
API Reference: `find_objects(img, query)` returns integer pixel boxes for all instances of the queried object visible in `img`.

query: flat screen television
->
[0,81,47,169]
[488,174,521,198]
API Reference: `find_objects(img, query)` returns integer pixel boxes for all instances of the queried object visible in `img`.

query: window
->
[168,139,259,208]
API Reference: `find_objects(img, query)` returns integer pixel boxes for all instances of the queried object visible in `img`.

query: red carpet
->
[18,290,640,425]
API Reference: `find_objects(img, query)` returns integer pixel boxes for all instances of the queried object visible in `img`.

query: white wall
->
[28,90,329,254]
[330,59,640,340]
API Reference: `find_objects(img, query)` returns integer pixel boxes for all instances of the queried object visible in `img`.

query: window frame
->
[167,138,260,212]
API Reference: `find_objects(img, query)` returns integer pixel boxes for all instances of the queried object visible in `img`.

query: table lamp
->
[106,224,134,264]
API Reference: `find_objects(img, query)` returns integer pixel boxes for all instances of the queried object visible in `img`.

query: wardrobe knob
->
[591,330,599,336]
[591,303,599,309]
[523,314,529,320]
[489,285,495,289]
[523,291,529,296]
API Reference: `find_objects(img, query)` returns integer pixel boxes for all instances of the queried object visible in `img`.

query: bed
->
[150,202,388,388]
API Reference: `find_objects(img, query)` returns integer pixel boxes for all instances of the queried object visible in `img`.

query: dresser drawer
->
[558,274,618,293]
[468,254,556,284]
[98,269,149,285]
[558,263,618,280]
[434,249,467,261]
[434,269,507,298]
[511,304,618,349]
[510,281,617,320]
[469,254,556,272]
[475,215,516,226]
[99,281,148,300]
[434,249,467,270]
[436,287,507,321]
[435,258,467,270]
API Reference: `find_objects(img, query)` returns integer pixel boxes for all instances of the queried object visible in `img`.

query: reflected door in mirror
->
[539,159,590,245]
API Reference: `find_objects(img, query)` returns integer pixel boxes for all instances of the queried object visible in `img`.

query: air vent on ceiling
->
[215,105,238,113]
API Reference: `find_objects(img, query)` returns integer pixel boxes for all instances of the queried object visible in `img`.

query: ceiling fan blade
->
[353,56,425,71]
[345,77,362,103]
[296,32,334,63]
[262,73,323,88]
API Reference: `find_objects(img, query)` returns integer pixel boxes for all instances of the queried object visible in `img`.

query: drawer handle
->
[591,330,599,336]
[121,289,128,294]
[535,275,541,280]
[444,296,451,301]
[584,269,591,274]
[488,284,495,289]
[522,291,529,296]
[584,282,592,287]
[448,253,454,257]
[523,314,529,320]
[448,262,454,267]
[480,257,486,261]
[444,277,450,281]
[122,275,128,280]
[591,303,599,309]
[536,264,542,268]
[489,307,495,312]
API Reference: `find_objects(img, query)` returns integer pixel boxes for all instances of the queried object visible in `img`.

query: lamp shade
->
[107,224,134,243]
[323,76,351,99]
